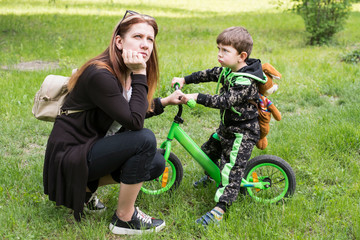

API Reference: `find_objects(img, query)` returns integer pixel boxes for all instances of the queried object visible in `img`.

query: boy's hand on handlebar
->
[161,90,187,107]
[184,93,199,102]
[171,77,185,89]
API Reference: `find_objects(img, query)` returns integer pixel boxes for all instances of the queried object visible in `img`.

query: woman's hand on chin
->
[122,49,147,75]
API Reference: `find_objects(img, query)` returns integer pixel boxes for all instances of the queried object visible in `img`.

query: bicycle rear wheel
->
[141,148,183,195]
[241,155,296,203]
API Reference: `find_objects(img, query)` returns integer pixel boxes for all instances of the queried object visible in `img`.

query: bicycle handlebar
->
[173,83,196,108]
[174,82,181,90]
[187,99,196,108]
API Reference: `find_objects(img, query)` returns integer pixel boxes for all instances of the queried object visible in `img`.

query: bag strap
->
[59,109,85,116]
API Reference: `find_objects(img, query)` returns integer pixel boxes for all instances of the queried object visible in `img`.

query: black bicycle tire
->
[240,155,296,201]
[141,148,183,194]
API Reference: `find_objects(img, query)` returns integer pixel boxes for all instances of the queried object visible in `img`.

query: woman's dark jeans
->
[86,128,165,192]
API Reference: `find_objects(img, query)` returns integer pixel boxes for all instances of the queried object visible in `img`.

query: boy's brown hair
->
[216,27,253,59]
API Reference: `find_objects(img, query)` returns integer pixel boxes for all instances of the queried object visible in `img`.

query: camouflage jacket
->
[184,58,265,131]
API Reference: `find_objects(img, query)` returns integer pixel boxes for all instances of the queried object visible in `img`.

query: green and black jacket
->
[184,58,265,129]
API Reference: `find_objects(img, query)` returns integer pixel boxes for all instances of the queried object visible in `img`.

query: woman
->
[43,10,185,235]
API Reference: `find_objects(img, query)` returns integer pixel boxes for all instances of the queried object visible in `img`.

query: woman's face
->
[116,22,155,63]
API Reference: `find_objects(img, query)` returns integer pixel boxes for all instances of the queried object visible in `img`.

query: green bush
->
[1,1,360,239]
[341,49,360,63]
[292,0,351,45]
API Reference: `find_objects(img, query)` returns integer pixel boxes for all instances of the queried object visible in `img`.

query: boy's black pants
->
[201,126,259,209]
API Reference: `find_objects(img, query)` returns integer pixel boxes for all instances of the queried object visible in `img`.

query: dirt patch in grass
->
[320,95,339,105]
[1,60,60,71]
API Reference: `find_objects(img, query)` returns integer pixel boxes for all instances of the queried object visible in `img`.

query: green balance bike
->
[141,86,296,203]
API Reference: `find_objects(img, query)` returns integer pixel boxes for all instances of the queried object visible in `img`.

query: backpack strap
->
[216,67,267,94]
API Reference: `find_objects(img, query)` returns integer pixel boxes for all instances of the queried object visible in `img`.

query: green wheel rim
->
[246,163,289,203]
[140,159,177,195]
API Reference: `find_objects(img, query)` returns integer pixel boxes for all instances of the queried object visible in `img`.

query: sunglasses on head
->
[120,10,155,23]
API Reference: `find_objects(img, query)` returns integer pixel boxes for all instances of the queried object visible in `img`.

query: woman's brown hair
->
[67,13,159,111]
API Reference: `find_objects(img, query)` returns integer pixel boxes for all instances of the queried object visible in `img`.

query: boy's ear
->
[238,52,248,62]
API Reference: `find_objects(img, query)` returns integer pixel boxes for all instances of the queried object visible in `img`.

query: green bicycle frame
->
[160,121,221,186]
[159,121,269,190]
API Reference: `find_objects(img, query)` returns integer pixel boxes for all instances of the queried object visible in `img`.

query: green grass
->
[1,0,360,239]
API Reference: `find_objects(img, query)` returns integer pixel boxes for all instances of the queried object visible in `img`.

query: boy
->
[171,26,266,226]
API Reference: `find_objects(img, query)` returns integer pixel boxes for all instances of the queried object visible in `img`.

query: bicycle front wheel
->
[141,148,183,195]
[241,155,296,203]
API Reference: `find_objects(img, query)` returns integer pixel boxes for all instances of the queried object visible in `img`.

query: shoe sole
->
[84,206,107,213]
[109,221,166,235]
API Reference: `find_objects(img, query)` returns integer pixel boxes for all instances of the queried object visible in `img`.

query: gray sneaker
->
[193,175,214,188]
[109,207,165,235]
[84,192,106,212]
[195,209,223,227]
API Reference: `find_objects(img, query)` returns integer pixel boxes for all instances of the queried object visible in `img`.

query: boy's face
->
[217,44,246,71]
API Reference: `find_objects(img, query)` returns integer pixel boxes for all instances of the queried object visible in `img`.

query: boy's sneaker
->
[109,207,165,235]
[193,175,214,188]
[195,209,223,227]
[84,192,106,212]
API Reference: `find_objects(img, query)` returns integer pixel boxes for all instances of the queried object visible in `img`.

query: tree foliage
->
[290,0,352,45]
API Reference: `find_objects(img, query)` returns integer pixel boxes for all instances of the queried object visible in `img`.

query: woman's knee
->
[149,152,166,180]
[137,128,157,151]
